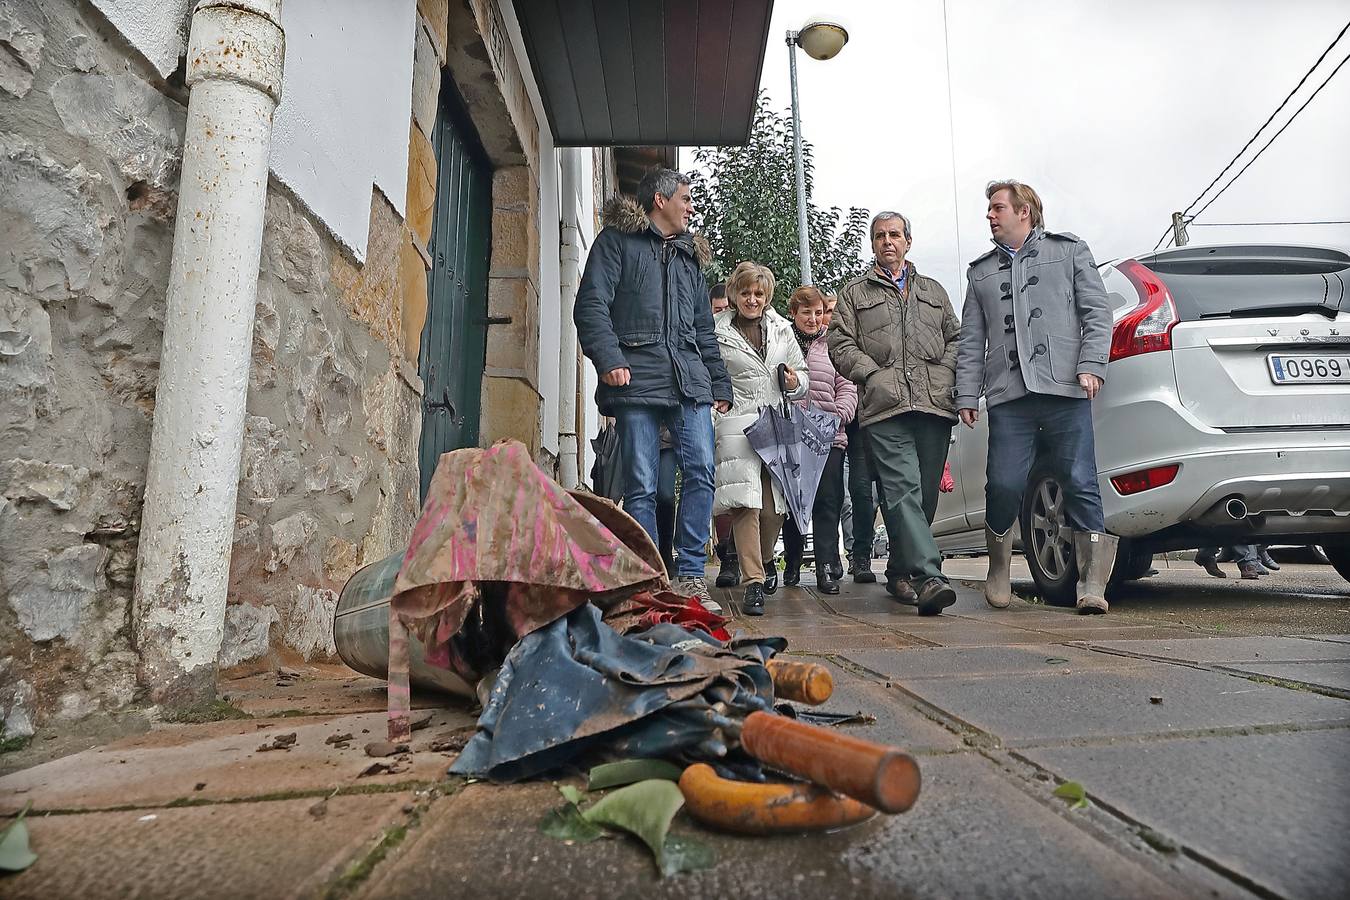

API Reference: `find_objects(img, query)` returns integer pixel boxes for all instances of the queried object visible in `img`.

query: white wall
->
[497,1,562,456]
[91,0,417,263]
[268,0,415,261]
[92,0,192,77]
[535,139,561,455]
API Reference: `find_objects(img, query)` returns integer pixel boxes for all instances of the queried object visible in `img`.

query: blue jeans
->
[614,403,715,578]
[985,393,1105,535]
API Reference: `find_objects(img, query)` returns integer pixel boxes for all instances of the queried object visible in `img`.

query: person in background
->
[831,211,961,616]
[712,262,808,615]
[574,168,732,612]
[781,286,857,595]
[1196,545,1265,580]
[954,180,1115,614]
[709,283,741,589]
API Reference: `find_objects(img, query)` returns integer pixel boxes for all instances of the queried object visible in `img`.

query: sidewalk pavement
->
[3,560,1349,899]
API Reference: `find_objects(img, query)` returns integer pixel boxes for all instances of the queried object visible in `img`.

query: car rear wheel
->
[1019,468,1079,606]
[1323,544,1350,585]
[1111,542,1154,583]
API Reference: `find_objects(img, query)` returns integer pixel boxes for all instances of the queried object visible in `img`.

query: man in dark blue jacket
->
[575,168,732,609]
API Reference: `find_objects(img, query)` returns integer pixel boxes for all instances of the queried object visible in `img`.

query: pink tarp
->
[386,440,666,738]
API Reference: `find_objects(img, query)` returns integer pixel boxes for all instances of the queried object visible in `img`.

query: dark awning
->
[512,0,775,147]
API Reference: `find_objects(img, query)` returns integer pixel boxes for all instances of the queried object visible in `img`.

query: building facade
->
[0,0,770,738]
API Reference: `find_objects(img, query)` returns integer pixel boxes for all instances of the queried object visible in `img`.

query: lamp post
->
[786,19,848,286]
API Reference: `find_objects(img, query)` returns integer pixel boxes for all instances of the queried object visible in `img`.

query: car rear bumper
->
[1095,396,1350,539]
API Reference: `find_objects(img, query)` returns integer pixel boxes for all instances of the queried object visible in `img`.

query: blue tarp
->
[451,604,784,782]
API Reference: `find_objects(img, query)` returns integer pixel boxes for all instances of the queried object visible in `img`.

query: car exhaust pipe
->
[1193,496,1255,527]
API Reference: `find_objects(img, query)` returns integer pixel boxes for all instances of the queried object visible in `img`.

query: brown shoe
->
[885,576,918,604]
[1238,562,1262,580]
[1196,557,1226,579]
[916,578,957,616]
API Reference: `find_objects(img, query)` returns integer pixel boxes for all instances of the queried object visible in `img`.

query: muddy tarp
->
[450,604,785,782]
[385,440,666,738]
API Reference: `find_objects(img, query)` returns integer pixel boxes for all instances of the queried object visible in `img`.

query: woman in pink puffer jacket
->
[782,286,858,594]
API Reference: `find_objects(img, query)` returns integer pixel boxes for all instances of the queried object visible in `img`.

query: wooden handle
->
[738,711,921,814]
[766,659,834,705]
[679,763,876,834]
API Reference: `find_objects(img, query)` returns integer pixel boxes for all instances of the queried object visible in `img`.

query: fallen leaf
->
[1045,657,1070,665]
[0,802,37,872]
[558,784,584,806]
[308,799,328,819]
[325,733,354,745]
[582,780,685,872]
[409,712,434,731]
[587,759,684,791]
[539,803,606,843]
[659,833,715,878]
[363,741,408,758]
[193,783,206,791]
[1052,781,1090,810]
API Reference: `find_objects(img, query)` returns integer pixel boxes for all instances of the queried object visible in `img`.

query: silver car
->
[934,243,1350,602]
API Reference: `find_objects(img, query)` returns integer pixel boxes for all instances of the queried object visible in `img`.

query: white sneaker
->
[674,576,722,614]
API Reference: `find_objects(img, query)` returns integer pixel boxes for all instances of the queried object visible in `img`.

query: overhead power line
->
[1191,48,1350,221]
[1190,219,1350,227]
[1153,17,1350,251]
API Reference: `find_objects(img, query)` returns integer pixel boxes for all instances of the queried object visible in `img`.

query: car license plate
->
[1267,354,1350,384]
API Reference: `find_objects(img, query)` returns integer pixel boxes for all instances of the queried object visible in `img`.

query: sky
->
[695,0,1350,301]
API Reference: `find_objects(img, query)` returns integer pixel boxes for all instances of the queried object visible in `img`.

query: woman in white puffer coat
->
[712,261,809,615]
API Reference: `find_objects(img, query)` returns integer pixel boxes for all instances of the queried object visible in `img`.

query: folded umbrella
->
[742,365,837,527]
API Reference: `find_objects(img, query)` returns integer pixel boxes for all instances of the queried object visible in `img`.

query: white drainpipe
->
[557,148,583,489]
[133,0,285,705]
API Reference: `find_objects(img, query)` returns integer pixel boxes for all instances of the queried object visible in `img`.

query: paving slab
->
[777,630,924,653]
[2,792,412,900]
[889,666,1350,746]
[794,659,965,754]
[1021,728,1350,900]
[840,644,1155,682]
[0,708,469,813]
[848,617,1068,647]
[1088,636,1350,665]
[360,754,1193,900]
[1217,660,1350,694]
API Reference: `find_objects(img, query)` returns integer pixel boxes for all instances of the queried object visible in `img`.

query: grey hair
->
[870,211,912,241]
[638,168,692,213]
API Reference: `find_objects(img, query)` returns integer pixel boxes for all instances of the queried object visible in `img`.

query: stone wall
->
[0,0,422,738]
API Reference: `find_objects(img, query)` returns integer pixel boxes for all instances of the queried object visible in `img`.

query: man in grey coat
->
[954,181,1117,614]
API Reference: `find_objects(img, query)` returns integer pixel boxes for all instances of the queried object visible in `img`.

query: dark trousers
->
[1197,545,1258,566]
[782,447,846,574]
[985,393,1105,535]
[714,514,736,563]
[867,413,952,583]
[845,420,886,562]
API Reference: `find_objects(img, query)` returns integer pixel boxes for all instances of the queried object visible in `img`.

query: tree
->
[690,92,870,312]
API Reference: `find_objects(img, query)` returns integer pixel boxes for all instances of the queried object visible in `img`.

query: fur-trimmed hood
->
[601,194,712,270]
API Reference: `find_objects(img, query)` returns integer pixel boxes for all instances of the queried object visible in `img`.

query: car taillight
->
[1110,259,1178,361]
[1110,463,1180,496]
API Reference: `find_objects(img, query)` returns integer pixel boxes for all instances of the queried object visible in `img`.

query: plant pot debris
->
[327,443,925,875]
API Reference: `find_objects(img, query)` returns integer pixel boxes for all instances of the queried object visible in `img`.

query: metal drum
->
[332,551,474,699]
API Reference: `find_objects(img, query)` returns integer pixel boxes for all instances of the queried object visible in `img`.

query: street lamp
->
[787,19,848,286]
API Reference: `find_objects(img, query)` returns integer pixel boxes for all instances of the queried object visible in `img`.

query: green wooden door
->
[418,81,492,501]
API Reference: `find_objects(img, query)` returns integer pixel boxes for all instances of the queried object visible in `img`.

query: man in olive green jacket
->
[829,212,961,615]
